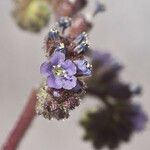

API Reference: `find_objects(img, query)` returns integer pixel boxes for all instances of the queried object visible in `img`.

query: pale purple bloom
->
[74,59,92,76]
[40,52,77,90]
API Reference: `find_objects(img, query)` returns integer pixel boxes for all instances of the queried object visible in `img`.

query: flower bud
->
[55,0,87,18]
[13,0,51,32]
[68,15,92,37]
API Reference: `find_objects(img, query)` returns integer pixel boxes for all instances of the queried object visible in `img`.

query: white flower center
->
[52,65,66,77]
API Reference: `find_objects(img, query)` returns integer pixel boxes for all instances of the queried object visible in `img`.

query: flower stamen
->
[52,65,66,77]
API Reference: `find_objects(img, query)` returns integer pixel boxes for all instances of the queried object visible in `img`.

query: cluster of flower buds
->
[36,17,92,120]
[13,0,51,32]
[80,102,147,150]
[80,50,147,149]
[12,0,106,33]
[87,50,141,101]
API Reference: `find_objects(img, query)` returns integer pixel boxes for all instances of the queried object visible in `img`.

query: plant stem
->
[1,86,112,150]
[1,89,37,150]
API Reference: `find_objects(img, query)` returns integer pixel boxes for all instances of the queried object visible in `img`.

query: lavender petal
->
[62,60,77,76]
[62,76,77,90]
[40,61,52,77]
[50,52,65,65]
[47,74,62,89]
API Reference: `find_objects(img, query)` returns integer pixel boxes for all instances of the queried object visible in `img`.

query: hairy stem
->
[1,89,37,150]
[1,87,111,150]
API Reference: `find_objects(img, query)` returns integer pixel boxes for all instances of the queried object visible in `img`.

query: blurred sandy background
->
[0,0,150,149]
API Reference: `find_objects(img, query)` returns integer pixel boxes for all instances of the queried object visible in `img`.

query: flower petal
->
[50,52,65,65]
[40,62,52,77]
[55,77,63,89]
[74,59,92,76]
[62,76,77,90]
[74,60,86,71]
[72,81,82,92]
[47,74,62,89]
[62,60,77,76]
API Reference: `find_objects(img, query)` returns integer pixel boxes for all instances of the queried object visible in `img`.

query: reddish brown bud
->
[55,0,87,18]
[68,15,92,37]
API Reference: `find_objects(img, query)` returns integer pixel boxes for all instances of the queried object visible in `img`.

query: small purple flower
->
[131,104,148,131]
[74,59,92,76]
[40,51,77,90]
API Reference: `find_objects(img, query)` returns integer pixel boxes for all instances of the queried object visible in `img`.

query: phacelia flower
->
[74,59,92,76]
[40,51,77,90]
[36,17,92,120]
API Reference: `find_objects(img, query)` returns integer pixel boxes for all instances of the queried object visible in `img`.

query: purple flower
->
[131,104,148,131]
[40,52,77,90]
[74,59,92,76]
[37,17,91,120]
